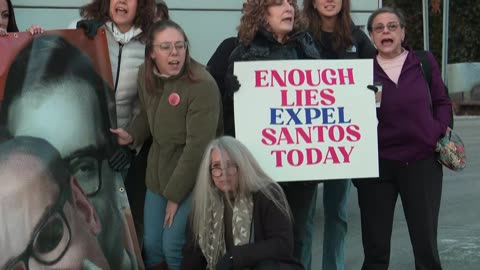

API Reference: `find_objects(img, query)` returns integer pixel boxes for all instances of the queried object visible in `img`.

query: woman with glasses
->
[301,0,375,269]
[181,136,303,270]
[353,7,451,270]
[111,19,221,270]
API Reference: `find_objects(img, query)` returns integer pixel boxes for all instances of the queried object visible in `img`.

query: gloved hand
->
[216,252,234,270]
[367,85,378,93]
[108,146,134,171]
[224,73,241,96]
[76,20,104,39]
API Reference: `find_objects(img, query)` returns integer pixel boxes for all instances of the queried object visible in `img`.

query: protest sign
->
[234,59,378,181]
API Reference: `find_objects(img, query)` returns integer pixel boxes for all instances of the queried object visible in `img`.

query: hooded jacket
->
[375,47,452,162]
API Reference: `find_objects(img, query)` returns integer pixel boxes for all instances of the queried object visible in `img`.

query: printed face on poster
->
[234,59,379,182]
[0,30,141,269]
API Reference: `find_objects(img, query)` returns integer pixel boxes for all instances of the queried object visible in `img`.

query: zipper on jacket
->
[375,61,400,89]
[114,43,124,92]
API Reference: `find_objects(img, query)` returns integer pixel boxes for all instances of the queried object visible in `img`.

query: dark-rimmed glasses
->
[64,147,104,197]
[4,189,72,270]
[211,165,238,177]
[153,41,188,53]
[372,22,402,33]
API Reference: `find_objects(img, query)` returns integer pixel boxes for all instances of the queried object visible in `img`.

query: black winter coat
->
[180,191,304,270]
[312,25,376,60]
[223,30,322,137]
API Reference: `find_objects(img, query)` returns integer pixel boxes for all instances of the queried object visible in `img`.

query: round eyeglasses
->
[372,22,402,33]
[64,147,104,197]
[4,190,72,270]
[153,41,188,53]
[211,165,238,177]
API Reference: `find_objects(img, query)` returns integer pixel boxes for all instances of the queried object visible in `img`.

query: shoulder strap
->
[415,50,454,129]
[414,50,432,88]
[415,50,433,112]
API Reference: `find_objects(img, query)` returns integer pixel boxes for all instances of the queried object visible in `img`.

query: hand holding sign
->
[225,73,241,96]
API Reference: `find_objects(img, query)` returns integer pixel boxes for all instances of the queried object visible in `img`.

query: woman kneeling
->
[181,136,304,270]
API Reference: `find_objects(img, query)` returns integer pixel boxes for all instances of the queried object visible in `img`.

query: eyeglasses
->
[4,189,72,270]
[153,41,188,53]
[211,164,238,177]
[372,22,402,33]
[64,147,104,197]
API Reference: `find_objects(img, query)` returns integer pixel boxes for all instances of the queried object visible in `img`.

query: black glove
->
[216,252,234,270]
[76,20,104,39]
[108,146,134,171]
[224,73,241,96]
[367,85,378,93]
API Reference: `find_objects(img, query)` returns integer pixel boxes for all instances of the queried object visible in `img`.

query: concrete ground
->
[311,116,480,270]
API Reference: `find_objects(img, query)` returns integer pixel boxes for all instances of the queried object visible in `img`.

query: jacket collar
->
[374,46,420,81]
[255,28,307,46]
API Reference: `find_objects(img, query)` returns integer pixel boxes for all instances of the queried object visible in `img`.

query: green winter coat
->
[126,60,220,203]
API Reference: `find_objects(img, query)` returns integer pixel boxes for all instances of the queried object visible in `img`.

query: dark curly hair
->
[238,0,304,46]
[80,0,156,32]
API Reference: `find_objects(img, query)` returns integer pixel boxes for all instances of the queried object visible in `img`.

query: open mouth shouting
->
[169,60,180,68]
[282,16,293,23]
[109,0,138,30]
[280,14,294,28]
[381,38,395,47]
[116,7,127,14]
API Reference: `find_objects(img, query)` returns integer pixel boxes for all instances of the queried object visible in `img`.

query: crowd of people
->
[0,0,452,270]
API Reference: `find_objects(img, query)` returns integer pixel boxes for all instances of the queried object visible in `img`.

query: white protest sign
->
[234,59,378,182]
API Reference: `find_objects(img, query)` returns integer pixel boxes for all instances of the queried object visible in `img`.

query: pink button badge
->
[168,93,181,106]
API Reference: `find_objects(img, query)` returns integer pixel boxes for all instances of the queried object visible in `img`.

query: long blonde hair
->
[191,136,291,242]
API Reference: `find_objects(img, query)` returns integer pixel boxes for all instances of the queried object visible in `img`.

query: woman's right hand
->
[27,25,45,35]
[110,128,134,145]
[0,28,7,36]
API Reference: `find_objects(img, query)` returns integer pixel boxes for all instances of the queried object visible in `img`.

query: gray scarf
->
[198,194,254,270]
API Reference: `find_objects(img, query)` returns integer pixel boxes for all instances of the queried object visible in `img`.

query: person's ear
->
[70,176,102,235]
